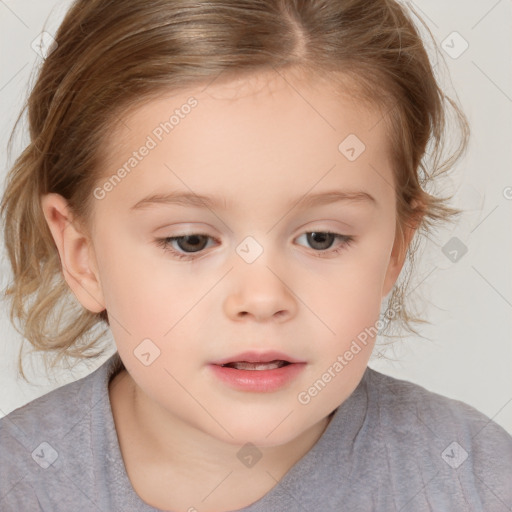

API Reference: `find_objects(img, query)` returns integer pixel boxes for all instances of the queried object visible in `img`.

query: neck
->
[110,368,333,511]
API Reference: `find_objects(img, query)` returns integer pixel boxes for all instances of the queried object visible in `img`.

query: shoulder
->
[362,367,512,509]
[366,367,512,443]
[0,353,122,509]
[2,368,94,439]
[0,353,119,441]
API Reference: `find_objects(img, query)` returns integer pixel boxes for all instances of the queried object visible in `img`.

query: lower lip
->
[209,363,306,392]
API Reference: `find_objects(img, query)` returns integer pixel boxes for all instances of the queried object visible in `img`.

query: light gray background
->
[0,0,511,434]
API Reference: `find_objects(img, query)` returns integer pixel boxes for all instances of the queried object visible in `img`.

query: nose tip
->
[237,308,288,321]
[224,258,298,323]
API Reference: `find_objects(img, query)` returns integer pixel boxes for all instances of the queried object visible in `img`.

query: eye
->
[155,234,218,260]
[295,231,354,258]
[155,231,355,261]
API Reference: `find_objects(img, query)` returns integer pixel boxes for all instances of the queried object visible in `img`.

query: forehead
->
[105,67,389,148]
[95,68,394,214]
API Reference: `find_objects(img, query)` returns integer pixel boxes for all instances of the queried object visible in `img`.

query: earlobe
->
[40,193,106,313]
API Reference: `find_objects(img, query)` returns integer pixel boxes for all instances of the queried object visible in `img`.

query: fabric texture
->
[1,352,511,511]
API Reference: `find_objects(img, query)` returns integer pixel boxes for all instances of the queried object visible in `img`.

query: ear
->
[381,206,422,299]
[40,193,106,313]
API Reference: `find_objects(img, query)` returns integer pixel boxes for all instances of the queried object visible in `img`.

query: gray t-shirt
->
[1,351,511,511]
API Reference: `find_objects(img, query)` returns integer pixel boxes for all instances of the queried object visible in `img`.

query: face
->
[49,69,411,447]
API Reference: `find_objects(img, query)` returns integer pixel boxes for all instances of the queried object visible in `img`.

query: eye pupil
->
[178,234,208,253]
[308,232,335,250]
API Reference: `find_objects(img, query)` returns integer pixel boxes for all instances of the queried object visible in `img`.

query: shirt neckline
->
[97,351,372,511]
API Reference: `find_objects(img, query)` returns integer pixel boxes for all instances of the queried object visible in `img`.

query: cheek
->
[311,248,392,341]
[312,284,381,372]
[94,231,216,374]
[94,232,177,337]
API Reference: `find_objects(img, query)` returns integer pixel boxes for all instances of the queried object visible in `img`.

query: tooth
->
[230,360,285,370]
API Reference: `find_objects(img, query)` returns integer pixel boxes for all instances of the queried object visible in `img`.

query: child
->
[1,0,511,511]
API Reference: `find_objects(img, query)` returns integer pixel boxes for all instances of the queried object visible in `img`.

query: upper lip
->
[210,350,305,365]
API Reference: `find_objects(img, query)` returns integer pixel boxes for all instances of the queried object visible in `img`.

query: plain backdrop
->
[0,0,511,435]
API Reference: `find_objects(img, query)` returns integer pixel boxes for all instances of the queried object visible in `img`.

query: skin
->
[41,68,419,511]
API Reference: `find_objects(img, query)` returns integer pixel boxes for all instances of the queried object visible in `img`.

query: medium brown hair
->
[1,0,469,379]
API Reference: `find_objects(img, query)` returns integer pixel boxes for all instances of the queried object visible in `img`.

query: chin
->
[201,411,321,449]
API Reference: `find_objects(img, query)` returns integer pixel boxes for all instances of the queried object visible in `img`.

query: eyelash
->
[155,232,355,261]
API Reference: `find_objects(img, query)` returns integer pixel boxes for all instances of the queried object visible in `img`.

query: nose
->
[223,261,298,323]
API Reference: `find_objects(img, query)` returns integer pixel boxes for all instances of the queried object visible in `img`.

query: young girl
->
[1,0,511,511]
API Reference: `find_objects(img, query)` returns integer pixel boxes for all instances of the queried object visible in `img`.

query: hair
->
[1,0,469,380]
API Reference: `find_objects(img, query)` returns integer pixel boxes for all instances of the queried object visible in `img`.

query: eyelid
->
[155,228,355,261]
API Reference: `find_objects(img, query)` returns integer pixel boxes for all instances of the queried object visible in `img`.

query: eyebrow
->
[130,189,377,212]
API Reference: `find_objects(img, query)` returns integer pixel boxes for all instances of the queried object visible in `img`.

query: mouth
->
[209,351,306,392]
[211,350,304,366]
[220,360,291,371]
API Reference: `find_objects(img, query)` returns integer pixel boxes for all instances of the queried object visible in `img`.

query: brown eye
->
[172,234,209,253]
[155,233,217,260]
[295,231,355,258]
[306,232,336,250]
